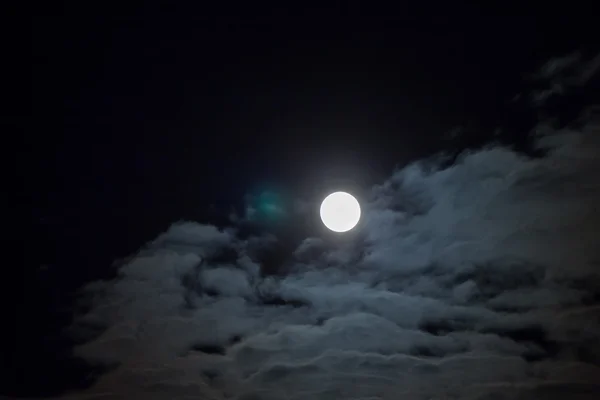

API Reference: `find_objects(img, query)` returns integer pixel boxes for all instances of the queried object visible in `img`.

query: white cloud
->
[62,118,600,399]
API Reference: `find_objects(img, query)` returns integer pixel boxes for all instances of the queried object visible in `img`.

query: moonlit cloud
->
[530,51,600,106]
[56,109,600,399]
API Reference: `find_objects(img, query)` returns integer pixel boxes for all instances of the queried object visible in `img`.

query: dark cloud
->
[530,52,600,106]
[59,90,600,398]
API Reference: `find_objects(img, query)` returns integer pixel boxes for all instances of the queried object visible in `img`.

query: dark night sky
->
[18,6,600,397]
[30,12,593,271]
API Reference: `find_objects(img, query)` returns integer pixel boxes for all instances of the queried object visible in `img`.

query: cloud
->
[530,51,600,106]
[59,116,600,399]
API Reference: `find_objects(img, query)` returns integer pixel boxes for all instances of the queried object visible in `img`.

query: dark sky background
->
[18,6,600,398]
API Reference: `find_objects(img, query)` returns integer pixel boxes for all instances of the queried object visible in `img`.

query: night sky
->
[19,6,600,399]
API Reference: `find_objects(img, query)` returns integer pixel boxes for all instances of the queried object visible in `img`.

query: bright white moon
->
[320,191,361,232]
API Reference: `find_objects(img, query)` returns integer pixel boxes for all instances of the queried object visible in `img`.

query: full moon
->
[320,191,361,232]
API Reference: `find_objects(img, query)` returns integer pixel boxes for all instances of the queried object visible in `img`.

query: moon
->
[320,191,361,232]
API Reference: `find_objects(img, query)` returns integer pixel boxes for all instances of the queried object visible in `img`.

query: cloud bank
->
[55,110,600,399]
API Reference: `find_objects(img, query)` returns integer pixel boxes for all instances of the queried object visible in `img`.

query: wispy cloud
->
[530,51,600,106]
